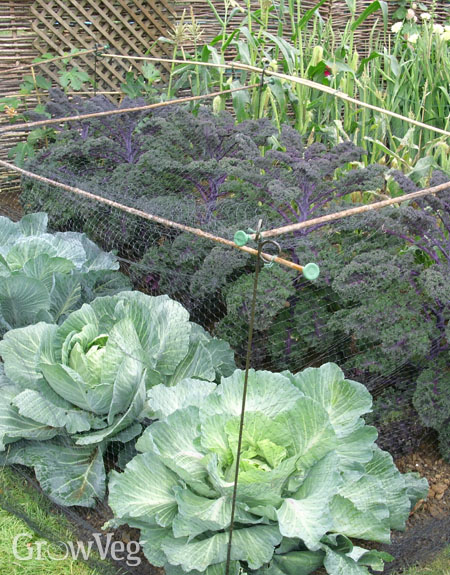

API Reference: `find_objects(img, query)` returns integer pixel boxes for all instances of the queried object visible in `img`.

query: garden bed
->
[383,440,450,572]
[0,2,448,570]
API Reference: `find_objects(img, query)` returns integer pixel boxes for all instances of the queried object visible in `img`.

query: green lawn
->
[396,547,450,575]
[0,467,105,574]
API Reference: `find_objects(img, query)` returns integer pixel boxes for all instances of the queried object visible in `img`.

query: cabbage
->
[0,212,129,333]
[0,291,235,506]
[108,364,428,575]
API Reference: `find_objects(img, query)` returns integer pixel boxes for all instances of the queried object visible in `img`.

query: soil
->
[0,184,22,220]
[381,438,450,573]
[62,503,163,575]
[373,410,429,459]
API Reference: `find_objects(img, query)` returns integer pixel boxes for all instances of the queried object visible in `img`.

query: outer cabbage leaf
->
[0,367,58,449]
[260,550,325,575]
[0,439,106,506]
[0,275,51,329]
[108,452,179,525]
[148,379,217,419]
[287,363,372,437]
[0,322,58,388]
[19,212,48,236]
[276,453,341,550]
[164,562,240,575]
[364,447,428,530]
[161,526,282,571]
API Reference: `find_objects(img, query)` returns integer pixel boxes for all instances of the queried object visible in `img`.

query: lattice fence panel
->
[30,0,178,92]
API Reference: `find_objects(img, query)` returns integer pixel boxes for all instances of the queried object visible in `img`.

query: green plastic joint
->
[234,230,250,247]
[263,256,276,268]
[303,262,320,281]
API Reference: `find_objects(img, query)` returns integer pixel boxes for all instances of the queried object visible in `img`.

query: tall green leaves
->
[165,1,448,173]
[351,1,388,32]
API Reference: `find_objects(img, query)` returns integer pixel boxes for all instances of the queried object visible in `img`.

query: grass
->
[0,466,104,574]
[392,546,450,575]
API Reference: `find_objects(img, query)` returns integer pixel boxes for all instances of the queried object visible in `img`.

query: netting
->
[0,83,449,574]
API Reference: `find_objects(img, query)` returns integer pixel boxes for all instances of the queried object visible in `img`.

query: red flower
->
[324,66,332,77]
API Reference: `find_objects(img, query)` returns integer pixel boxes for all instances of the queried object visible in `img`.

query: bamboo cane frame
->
[0,46,108,77]
[1,157,449,268]
[0,158,304,273]
[257,181,450,238]
[0,83,258,133]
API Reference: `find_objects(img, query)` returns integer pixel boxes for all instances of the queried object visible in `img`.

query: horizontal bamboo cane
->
[0,84,257,133]
[256,181,450,238]
[0,46,108,77]
[0,158,304,273]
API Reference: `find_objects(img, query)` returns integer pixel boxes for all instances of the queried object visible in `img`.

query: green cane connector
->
[234,228,257,247]
[234,230,250,247]
[302,262,320,281]
[263,255,276,269]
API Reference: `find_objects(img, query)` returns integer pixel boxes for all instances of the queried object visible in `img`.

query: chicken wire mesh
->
[0,89,449,574]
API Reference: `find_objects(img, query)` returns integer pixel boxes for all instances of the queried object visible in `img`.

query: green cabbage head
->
[108,363,428,575]
[0,291,235,507]
[0,212,130,333]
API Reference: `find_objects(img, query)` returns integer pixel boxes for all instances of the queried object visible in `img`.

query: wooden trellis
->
[0,0,179,198]
[2,1,448,101]
[30,0,177,92]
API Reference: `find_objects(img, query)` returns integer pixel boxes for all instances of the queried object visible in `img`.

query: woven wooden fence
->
[3,1,449,97]
[0,1,36,213]
[174,0,449,52]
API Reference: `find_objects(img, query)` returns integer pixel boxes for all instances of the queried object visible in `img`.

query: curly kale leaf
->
[414,354,450,460]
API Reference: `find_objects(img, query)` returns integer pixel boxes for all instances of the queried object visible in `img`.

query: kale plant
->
[18,98,392,374]
[329,170,450,456]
